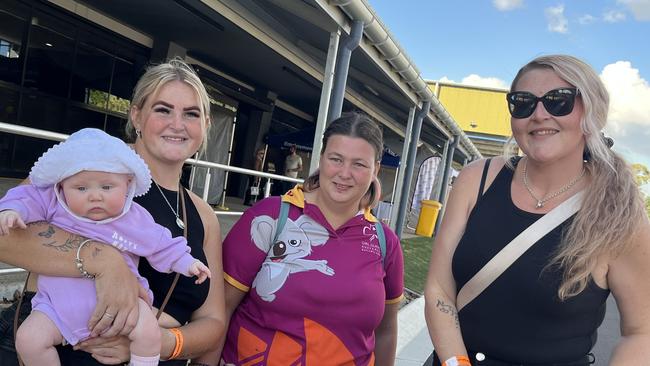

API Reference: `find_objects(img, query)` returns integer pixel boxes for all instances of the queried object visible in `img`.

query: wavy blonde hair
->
[125,57,211,153]
[304,112,383,210]
[508,55,645,299]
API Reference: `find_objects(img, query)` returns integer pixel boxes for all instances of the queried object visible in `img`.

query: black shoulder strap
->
[477,158,492,202]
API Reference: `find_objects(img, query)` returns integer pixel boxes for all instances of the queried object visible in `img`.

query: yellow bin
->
[415,200,442,237]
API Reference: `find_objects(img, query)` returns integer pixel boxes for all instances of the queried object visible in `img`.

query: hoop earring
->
[135,129,142,138]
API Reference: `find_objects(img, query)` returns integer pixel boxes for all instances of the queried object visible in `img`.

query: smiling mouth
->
[530,129,558,136]
[270,255,287,262]
[163,136,187,142]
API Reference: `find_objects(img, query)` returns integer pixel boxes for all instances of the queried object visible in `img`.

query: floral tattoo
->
[31,222,87,252]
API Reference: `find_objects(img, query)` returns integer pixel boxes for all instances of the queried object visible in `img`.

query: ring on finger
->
[103,312,115,319]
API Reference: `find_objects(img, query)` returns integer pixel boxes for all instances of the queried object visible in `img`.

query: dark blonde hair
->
[510,55,645,299]
[304,112,383,209]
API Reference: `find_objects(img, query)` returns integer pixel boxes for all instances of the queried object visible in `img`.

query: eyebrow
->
[152,101,201,112]
[327,152,371,163]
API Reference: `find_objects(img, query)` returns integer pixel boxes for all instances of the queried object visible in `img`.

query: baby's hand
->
[188,260,211,284]
[0,210,26,235]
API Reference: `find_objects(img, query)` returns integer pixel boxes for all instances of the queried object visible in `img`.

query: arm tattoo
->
[436,299,460,328]
[30,222,87,252]
[91,246,102,258]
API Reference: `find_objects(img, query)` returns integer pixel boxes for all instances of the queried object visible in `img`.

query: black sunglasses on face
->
[506,87,580,119]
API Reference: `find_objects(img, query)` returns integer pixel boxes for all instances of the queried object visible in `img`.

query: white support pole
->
[390,106,417,232]
[217,115,238,210]
[202,169,211,202]
[310,30,340,174]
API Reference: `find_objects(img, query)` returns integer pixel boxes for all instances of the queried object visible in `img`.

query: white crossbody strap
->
[456,191,584,312]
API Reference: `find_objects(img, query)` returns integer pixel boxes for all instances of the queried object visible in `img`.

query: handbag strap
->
[476,158,492,203]
[456,191,584,312]
[156,182,186,319]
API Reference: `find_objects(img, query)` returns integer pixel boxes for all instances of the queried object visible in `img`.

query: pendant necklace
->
[522,158,585,209]
[154,181,185,229]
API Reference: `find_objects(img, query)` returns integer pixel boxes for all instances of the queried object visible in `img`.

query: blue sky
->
[368,0,650,180]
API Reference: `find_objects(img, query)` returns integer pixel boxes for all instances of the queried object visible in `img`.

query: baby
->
[0,128,211,366]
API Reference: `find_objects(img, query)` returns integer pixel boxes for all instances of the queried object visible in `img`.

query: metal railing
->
[0,121,306,276]
[0,121,304,216]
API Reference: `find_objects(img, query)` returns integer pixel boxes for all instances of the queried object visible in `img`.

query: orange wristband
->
[169,328,183,360]
[442,355,471,366]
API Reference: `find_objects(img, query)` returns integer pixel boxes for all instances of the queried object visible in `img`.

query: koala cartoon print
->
[250,214,333,301]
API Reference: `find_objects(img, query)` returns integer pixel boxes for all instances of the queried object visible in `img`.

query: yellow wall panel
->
[428,83,511,137]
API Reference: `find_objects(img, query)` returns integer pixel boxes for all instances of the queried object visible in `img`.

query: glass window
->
[105,114,128,140]
[20,91,65,130]
[0,6,28,85]
[66,103,110,133]
[0,87,19,123]
[0,88,19,174]
[24,11,75,98]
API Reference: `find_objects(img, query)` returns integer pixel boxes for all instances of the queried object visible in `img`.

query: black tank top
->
[451,159,609,363]
[135,185,210,325]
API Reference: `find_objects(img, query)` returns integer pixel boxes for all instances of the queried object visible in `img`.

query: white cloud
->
[437,75,509,89]
[461,74,509,89]
[600,61,650,167]
[578,14,597,24]
[545,5,569,33]
[493,0,523,11]
[603,10,627,23]
[618,0,650,21]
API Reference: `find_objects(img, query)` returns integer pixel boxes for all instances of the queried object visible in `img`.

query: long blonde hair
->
[126,57,211,152]
[510,55,645,299]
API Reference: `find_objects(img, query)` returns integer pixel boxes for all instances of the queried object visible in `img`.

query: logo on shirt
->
[360,225,381,256]
[111,231,138,251]
[250,214,333,302]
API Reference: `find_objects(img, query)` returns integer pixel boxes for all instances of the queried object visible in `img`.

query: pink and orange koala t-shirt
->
[222,186,404,366]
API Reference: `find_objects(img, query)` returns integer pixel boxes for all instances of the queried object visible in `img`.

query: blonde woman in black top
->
[425,55,650,365]
[0,59,226,365]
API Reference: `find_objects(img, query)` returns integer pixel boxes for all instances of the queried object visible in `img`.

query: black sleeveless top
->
[451,159,609,363]
[135,184,210,325]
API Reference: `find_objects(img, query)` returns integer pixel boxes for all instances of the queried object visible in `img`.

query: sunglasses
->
[506,87,580,119]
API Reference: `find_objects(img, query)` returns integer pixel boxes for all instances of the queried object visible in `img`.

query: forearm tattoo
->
[30,222,87,252]
[436,299,459,328]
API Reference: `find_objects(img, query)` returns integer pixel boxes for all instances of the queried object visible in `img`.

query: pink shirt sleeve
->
[0,185,55,223]
[223,197,281,291]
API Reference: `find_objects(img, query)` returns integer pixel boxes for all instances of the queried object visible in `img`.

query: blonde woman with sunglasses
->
[424,55,650,365]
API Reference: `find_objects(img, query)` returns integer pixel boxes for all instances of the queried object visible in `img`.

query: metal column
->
[434,135,459,234]
[327,20,364,123]
[310,30,340,174]
[430,140,449,202]
[394,101,430,239]
[390,106,416,232]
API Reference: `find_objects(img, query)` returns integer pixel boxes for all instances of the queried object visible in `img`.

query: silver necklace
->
[522,159,585,209]
[153,181,185,229]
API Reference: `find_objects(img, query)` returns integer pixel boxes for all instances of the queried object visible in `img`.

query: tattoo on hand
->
[436,299,459,328]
